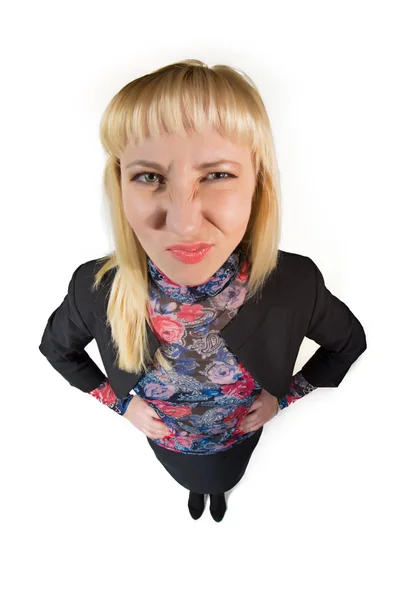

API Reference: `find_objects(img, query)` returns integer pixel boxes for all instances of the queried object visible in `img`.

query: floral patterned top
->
[89,246,317,455]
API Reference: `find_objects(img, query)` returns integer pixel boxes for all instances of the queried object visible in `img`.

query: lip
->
[166,243,213,251]
[168,245,213,264]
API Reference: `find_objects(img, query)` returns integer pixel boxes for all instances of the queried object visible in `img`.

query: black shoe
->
[209,493,227,522]
[188,491,205,519]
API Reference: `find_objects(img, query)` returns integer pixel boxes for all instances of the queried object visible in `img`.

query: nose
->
[165,183,203,237]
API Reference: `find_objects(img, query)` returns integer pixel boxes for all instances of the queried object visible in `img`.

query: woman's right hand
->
[123,394,172,439]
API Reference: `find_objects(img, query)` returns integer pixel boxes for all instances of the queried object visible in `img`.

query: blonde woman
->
[39,59,367,522]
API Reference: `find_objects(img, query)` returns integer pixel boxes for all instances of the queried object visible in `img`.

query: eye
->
[130,172,164,185]
[129,171,236,185]
[206,172,236,181]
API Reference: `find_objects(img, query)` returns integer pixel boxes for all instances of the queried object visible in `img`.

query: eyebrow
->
[124,159,241,172]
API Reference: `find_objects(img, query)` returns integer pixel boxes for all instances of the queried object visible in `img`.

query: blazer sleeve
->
[300,257,367,388]
[38,264,107,393]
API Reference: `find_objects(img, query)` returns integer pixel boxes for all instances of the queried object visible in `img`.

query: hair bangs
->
[101,63,263,171]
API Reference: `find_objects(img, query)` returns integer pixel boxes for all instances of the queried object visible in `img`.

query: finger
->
[149,410,168,426]
[243,413,259,427]
[248,400,262,413]
[149,420,170,432]
[143,426,165,438]
[253,398,263,408]
[243,422,262,433]
[149,419,171,436]
[241,417,258,431]
[152,417,171,433]
[146,405,161,418]
[149,429,171,439]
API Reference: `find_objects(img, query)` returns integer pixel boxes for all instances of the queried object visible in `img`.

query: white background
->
[1,1,399,598]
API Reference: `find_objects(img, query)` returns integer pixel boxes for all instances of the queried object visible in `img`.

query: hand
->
[123,394,171,439]
[239,389,279,434]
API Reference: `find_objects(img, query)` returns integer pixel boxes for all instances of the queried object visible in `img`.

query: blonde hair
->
[92,59,282,375]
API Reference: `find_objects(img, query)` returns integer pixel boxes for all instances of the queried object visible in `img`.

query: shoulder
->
[275,248,317,284]
[71,255,116,326]
[277,248,315,271]
[267,249,321,312]
[73,256,115,289]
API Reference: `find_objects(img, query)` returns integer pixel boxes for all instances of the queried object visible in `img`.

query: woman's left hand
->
[239,389,279,434]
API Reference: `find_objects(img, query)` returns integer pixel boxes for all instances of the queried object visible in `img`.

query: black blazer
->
[38,249,367,402]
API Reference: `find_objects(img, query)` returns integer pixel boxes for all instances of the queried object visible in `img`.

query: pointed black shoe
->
[188,491,205,519]
[209,493,227,522]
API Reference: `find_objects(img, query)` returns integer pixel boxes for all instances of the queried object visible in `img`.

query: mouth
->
[167,245,213,264]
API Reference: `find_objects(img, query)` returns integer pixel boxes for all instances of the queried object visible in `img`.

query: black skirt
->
[146,426,263,494]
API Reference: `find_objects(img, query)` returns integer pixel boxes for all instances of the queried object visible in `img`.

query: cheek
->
[208,194,252,229]
[122,193,153,229]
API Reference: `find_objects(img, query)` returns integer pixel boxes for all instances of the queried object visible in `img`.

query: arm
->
[38,264,107,393]
[276,258,366,412]
[299,257,367,388]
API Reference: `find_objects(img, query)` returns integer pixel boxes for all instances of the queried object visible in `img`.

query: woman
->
[38,59,367,522]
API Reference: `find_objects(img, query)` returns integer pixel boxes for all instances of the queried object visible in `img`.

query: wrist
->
[89,380,132,415]
[114,394,133,416]
[276,395,288,411]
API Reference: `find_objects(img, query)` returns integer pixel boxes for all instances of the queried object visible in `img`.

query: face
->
[119,127,256,286]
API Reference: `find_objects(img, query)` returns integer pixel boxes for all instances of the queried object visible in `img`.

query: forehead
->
[121,128,251,164]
